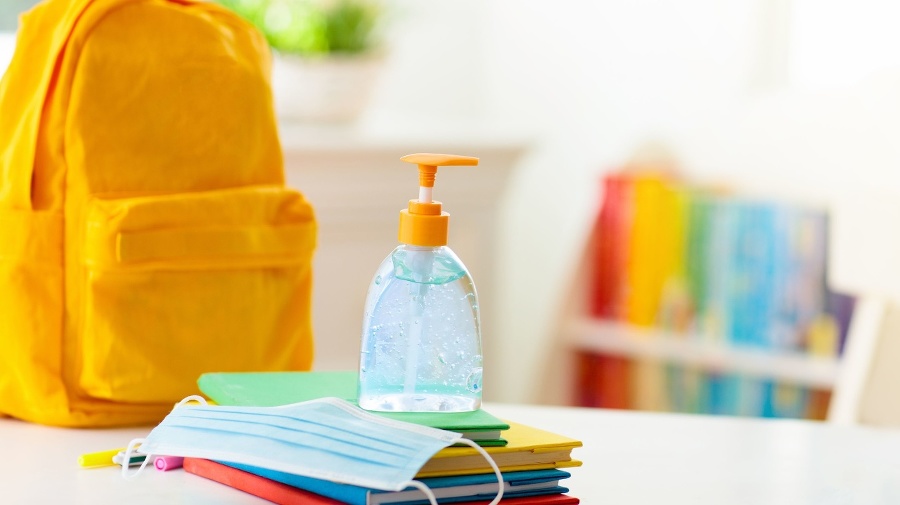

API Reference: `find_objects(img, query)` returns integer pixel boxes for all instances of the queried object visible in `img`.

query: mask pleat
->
[168,416,412,467]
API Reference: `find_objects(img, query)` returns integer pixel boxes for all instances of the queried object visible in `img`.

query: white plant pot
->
[271,53,383,123]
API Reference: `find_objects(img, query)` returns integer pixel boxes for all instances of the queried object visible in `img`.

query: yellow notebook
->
[416,421,583,478]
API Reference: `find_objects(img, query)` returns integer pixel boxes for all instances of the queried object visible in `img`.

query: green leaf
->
[215,0,381,56]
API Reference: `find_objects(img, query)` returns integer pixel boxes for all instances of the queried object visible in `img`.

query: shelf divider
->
[567,318,840,389]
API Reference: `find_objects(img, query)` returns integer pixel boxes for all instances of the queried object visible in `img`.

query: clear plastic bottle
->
[358,245,482,412]
[357,153,483,412]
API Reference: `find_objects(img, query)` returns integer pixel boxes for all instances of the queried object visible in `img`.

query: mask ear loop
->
[120,438,151,479]
[405,438,505,505]
[405,481,439,505]
[459,438,504,505]
[121,396,207,479]
[176,395,208,407]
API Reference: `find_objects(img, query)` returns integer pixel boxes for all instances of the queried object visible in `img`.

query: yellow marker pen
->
[78,447,125,468]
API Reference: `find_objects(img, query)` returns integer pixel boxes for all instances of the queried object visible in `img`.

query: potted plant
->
[217,0,384,123]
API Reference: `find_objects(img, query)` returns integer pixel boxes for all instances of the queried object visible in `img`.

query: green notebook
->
[197,371,509,446]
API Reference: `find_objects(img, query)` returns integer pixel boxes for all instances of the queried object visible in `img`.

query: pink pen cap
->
[154,456,184,471]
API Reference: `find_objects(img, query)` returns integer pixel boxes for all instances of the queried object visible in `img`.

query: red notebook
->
[184,458,580,505]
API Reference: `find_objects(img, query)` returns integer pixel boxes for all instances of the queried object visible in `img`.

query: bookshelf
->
[552,170,851,420]
[566,319,839,389]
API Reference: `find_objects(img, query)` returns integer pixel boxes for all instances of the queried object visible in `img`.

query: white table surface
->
[3,402,900,505]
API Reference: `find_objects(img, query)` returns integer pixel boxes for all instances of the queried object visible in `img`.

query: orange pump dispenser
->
[398,153,479,247]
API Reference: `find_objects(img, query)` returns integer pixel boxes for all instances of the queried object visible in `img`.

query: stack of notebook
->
[188,371,582,504]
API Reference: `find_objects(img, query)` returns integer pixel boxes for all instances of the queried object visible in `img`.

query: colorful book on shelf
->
[657,186,691,333]
[582,352,630,410]
[704,372,741,416]
[806,388,831,420]
[590,173,631,319]
[707,195,730,343]
[630,358,668,412]
[770,381,809,419]
[184,458,581,505]
[665,363,707,414]
[197,371,509,445]
[827,290,856,356]
[728,200,777,349]
[684,191,712,324]
[625,174,667,327]
[605,354,632,410]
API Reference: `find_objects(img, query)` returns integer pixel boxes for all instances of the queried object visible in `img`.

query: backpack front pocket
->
[79,186,316,403]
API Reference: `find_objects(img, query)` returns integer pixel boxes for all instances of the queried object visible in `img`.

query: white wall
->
[0,33,14,72]
[360,0,488,130]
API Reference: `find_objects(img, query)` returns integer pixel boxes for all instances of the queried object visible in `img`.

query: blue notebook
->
[221,462,571,505]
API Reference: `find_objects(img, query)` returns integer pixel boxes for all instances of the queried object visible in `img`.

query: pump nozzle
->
[401,153,479,203]
[398,153,479,247]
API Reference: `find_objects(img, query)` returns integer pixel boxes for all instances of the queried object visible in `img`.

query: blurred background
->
[3,0,900,422]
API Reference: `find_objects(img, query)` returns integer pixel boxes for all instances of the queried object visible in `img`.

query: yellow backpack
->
[0,0,316,427]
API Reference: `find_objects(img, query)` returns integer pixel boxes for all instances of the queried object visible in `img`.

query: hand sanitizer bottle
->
[358,153,482,412]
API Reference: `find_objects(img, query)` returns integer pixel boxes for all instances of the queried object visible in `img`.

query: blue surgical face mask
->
[122,397,503,505]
